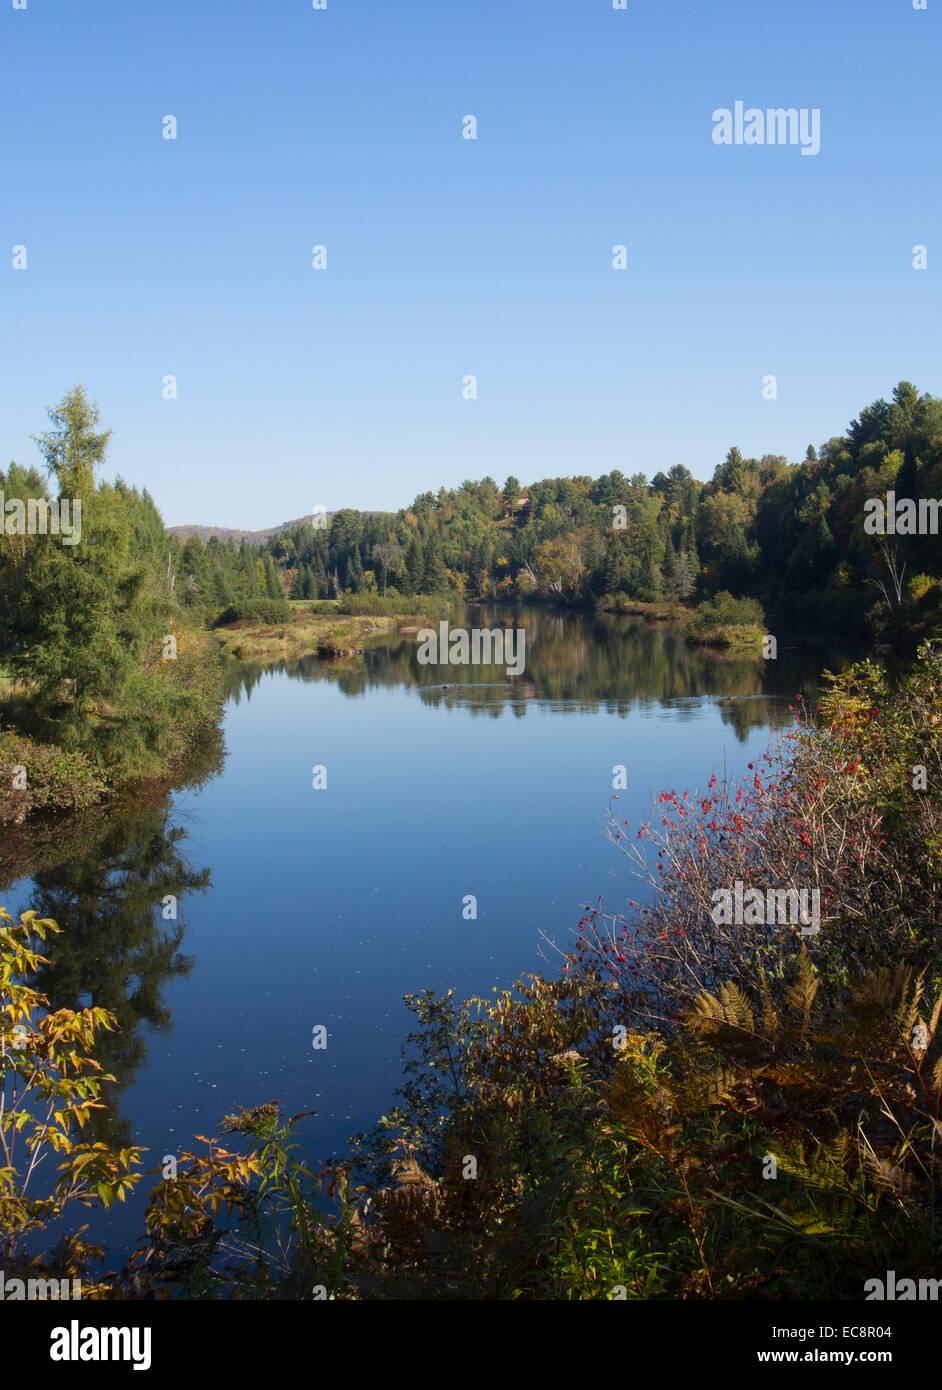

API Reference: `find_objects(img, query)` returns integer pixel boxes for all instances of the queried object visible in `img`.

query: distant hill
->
[167,513,337,546]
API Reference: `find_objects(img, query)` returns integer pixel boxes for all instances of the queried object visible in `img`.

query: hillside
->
[167,512,337,546]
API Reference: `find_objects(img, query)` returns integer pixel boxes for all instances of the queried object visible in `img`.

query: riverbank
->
[684,621,767,650]
[0,628,224,831]
[211,604,433,662]
[593,596,692,621]
[596,592,767,651]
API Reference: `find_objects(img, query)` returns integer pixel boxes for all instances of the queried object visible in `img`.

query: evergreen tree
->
[894,440,919,502]
[181,534,209,606]
[0,386,222,775]
[639,553,662,600]
[264,553,283,600]
[31,384,109,500]
[405,537,424,593]
[502,476,522,512]
[662,543,680,594]
[603,543,622,595]
[311,552,328,598]
[345,548,365,593]
[238,540,259,597]
[676,550,697,599]
[423,539,448,591]
[719,447,746,495]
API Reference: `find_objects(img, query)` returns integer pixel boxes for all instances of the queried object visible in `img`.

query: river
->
[3,606,865,1262]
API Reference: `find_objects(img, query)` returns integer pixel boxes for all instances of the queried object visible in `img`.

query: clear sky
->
[3,0,939,527]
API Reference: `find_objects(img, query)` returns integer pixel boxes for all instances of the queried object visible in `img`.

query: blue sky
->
[3,0,939,527]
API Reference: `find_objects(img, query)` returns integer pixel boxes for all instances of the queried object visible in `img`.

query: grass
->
[684,621,767,650]
[596,596,695,621]
[212,606,433,661]
[297,593,459,618]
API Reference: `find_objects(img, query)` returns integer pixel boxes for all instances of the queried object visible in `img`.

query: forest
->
[173,380,942,639]
[2,380,939,824]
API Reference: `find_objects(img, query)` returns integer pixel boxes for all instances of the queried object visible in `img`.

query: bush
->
[335,594,423,617]
[212,597,293,627]
[329,952,942,1299]
[686,592,766,648]
[331,594,455,618]
[0,732,106,824]
[579,640,942,1028]
[689,590,765,634]
[907,574,942,620]
[0,909,142,1289]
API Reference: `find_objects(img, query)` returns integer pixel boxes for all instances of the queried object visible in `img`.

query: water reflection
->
[2,612,867,1152]
[223,608,866,740]
[1,754,221,1146]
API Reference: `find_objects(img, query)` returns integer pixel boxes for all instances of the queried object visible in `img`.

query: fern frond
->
[894,968,926,1040]
[850,964,914,1018]
[680,1064,737,1115]
[689,982,756,1035]
[783,948,819,1037]
[773,1132,854,1193]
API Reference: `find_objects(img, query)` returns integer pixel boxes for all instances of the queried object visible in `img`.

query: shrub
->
[573,641,942,1031]
[0,733,106,824]
[212,597,293,627]
[688,591,765,635]
[0,908,142,1291]
[330,593,453,618]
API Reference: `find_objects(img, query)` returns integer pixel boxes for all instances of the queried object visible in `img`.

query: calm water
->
[4,607,863,1260]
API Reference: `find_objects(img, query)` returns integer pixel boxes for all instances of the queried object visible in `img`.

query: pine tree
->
[238,540,260,597]
[311,553,328,599]
[639,553,662,600]
[265,553,283,600]
[181,534,209,606]
[0,386,222,774]
[720,447,746,495]
[894,440,919,503]
[502,475,522,513]
[603,543,622,594]
[678,550,700,600]
[676,550,697,599]
[31,384,110,500]
[406,537,424,593]
[662,543,680,594]
[345,548,365,593]
[423,540,448,592]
